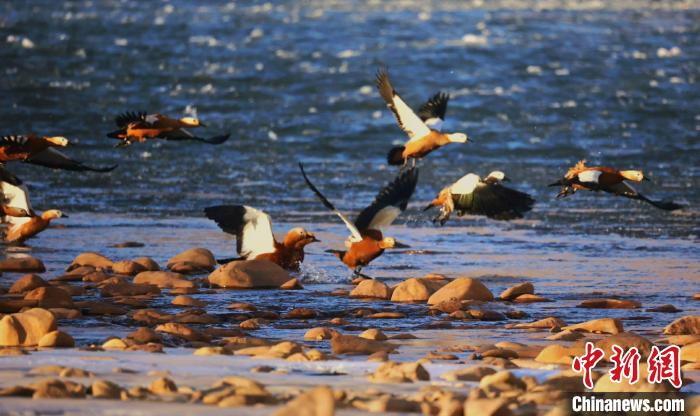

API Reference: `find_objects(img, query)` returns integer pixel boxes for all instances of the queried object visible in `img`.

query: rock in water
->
[0,256,45,273]
[0,308,57,346]
[208,260,292,289]
[577,298,641,309]
[330,333,397,355]
[133,271,195,289]
[368,361,430,383]
[66,252,113,271]
[8,274,48,294]
[562,318,623,334]
[427,277,494,305]
[24,287,74,309]
[272,385,335,416]
[111,261,147,276]
[499,282,534,301]
[167,248,216,274]
[350,280,391,299]
[663,316,700,335]
[38,330,75,348]
[390,278,445,303]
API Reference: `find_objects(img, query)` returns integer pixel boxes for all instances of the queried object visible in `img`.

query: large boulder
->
[562,318,623,334]
[427,277,493,305]
[111,261,146,276]
[38,330,75,348]
[133,271,194,289]
[272,386,335,416]
[132,257,160,271]
[350,280,391,300]
[663,316,700,335]
[499,282,534,301]
[167,248,216,274]
[0,256,45,273]
[208,260,292,289]
[577,298,641,309]
[66,252,112,271]
[0,308,57,346]
[24,287,74,309]
[390,278,445,303]
[9,274,48,294]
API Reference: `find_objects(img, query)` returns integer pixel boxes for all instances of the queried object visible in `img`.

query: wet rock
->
[594,364,675,392]
[694,293,700,300]
[133,271,194,289]
[330,333,397,355]
[272,385,335,416]
[354,396,420,413]
[595,333,653,360]
[390,277,445,303]
[46,308,79,320]
[284,307,317,319]
[155,322,211,343]
[100,281,160,297]
[535,345,579,365]
[513,294,552,303]
[0,256,45,273]
[102,338,128,350]
[81,271,110,283]
[427,277,493,305]
[479,370,526,390]
[194,346,232,356]
[499,282,534,301]
[441,366,496,382]
[91,379,122,399]
[0,299,37,313]
[646,304,681,313]
[9,274,48,294]
[350,279,391,299]
[75,301,126,316]
[663,315,700,335]
[240,318,267,330]
[464,398,512,416]
[38,330,74,348]
[360,328,388,341]
[111,241,144,248]
[304,327,338,341]
[0,385,34,397]
[133,257,160,271]
[0,308,57,346]
[208,260,291,289]
[149,377,177,395]
[663,334,700,346]
[67,252,112,271]
[511,316,566,330]
[228,302,257,311]
[24,286,73,309]
[127,327,163,345]
[562,318,624,334]
[368,311,405,319]
[577,298,641,309]
[111,260,147,276]
[368,361,430,383]
[431,299,466,314]
[424,351,459,361]
[31,379,85,399]
[546,330,584,341]
[468,309,506,321]
[60,367,93,378]
[368,350,390,362]
[171,295,206,307]
[167,248,216,274]
[131,309,172,324]
[681,342,700,362]
[280,278,303,290]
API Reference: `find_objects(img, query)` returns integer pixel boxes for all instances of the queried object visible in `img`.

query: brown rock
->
[441,366,496,381]
[171,295,206,307]
[272,385,335,416]
[149,377,177,395]
[368,312,405,319]
[479,370,526,390]
[0,308,57,346]
[31,379,85,399]
[208,260,291,289]
[499,282,534,301]
[431,299,465,314]
[67,252,112,271]
[133,271,194,289]
[304,327,338,341]
[368,361,430,383]
[91,379,122,399]
[464,398,513,416]
[535,345,578,365]
[24,286,73,309]
[0,299,36,313]
[167,247,216,273]
[38,330,74,348]
[427,277,493,305]
[331,333,397,355]
[9,274,48,294]
[100,282,160,297]
[546,330,584,341]
[239,318,267,330]
[663,315,700,335]
[133,257,160,271]
[468,309,506,321]
[228,302,257,311]
[595,333,653,360]
[646,304,681,313]
[594,364,675,392]
[81,271,110,283]
[284,307,317,319]
[111,260,146,276]
[156,322,211,342]
[131,309,172,324]
[280,278,303,290]
[577,298,641,309]
[75,301,127,316]
[562,318,624,334]
[350,279,391,299]
[512,316,566,330]
[513,294,551,303]
[681,342,700,363]
[0,256,45,273]
[390,278,445,303]
[127,327,163,344]
[102,338,128,350]
[0,385,34,397]
[360,328,388,341]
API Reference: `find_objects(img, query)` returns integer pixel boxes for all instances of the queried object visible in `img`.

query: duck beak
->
[199,122,207,127]
[393,241,410,249]
[503,176,511,182]
[311,236,320,243]
[643,177,651,182]
[423,200,438,211]
[61,213,69,218]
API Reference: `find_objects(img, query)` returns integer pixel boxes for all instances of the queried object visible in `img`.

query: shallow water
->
[0,0,699,385]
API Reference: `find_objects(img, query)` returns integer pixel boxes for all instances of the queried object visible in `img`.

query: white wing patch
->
[335,210,363,243]
[367,206,401,232]
[239,206,276,258]
[145,114,159,124]
[1,181,33,227]
[424,117,443,132]
[391,94,432,143]
[578,170,602,183]
[450,173,481,194]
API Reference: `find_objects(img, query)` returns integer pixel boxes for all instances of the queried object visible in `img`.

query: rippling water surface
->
[0,1,698,343]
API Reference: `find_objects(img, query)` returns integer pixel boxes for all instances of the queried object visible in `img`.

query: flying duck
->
[0,168,31,219]
[299,163,417,277]
[0,176,66,244]
[549,160,682,211]
[0,135,117,172]
[204,205,319,271]
[376,68,469,167]
[424,171,535,225]
[107,111,230,146]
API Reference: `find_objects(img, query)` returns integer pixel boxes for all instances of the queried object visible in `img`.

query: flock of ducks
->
[0,68,683,275]
[203,67,683,278]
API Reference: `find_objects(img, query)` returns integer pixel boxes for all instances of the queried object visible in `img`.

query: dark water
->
[0,1,698,346]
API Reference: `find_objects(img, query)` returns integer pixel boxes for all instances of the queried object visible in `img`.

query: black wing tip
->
[387,146,405,166]
[194,133,230,144]
[299,162,337,212]
[84,163,119,173]
[114,111,147,127]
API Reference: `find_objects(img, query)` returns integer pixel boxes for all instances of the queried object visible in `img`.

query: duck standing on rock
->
[549,160,682,211]
[424,171,535,225]
[204,205,319,271]
[0,134,116,172]
[107,111,230,147]
[300,163,417,278]
[376,68,469,167]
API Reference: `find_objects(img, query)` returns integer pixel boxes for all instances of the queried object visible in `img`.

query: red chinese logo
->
[572,342,605,389]
[609,345,641,384]
[648,345,682,388]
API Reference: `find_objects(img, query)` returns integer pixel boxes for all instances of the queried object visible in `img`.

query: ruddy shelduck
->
[4,209,67,244]
[376,68,469,167]
[300,163,417,277]
[107,111,230,146]
[204,205,319,271]
[425,171,535,225]
[549,160,682,210]
[0,135,117,172]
